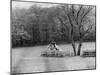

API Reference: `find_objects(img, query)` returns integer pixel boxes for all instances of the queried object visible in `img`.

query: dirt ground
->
[11,42,96,74]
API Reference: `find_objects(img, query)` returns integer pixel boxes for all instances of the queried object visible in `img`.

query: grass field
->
[11,42,96,74]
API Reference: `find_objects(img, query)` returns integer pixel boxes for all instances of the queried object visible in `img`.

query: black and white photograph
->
[11,0,96,74]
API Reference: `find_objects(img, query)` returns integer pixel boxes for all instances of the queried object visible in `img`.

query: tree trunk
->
[72,41,76,56]
[71,27,76,56]
[20,37,23,46]
[67,14,76,56]
[77,39,82,56]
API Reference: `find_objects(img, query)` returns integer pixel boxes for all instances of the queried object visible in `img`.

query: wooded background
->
[11,3,96,47]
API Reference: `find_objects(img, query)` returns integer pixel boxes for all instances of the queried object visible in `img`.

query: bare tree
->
[61,5,95,56]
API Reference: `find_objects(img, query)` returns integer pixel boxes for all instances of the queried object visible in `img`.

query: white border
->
[0,0,100,75]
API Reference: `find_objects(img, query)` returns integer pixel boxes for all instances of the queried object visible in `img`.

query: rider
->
[47,41,61,51]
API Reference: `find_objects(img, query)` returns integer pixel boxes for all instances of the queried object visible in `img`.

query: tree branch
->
[82,24,94,37]
[71,5,78,25]
[77,6,83,19]
[80,6,93,24]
